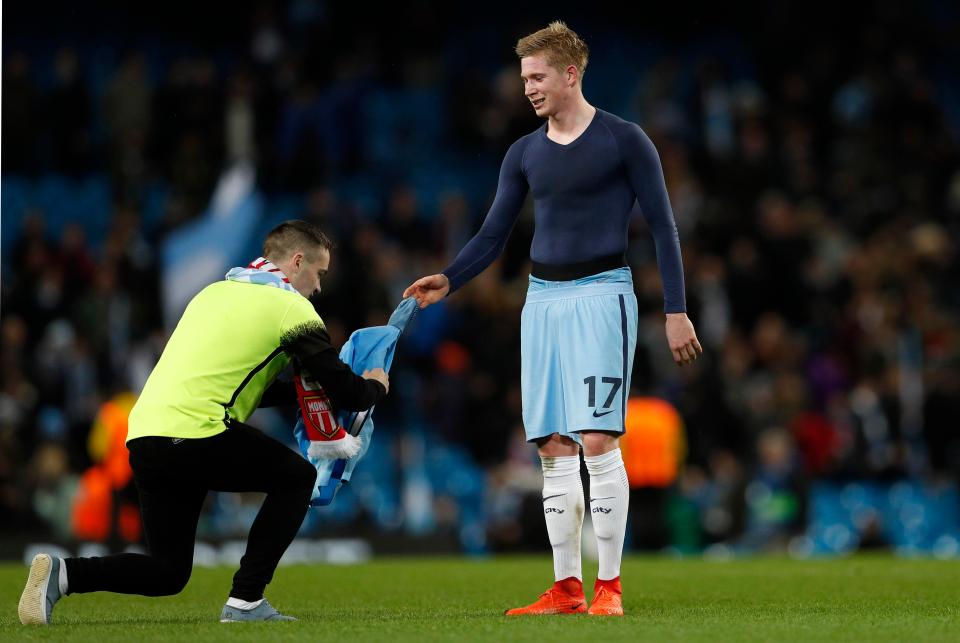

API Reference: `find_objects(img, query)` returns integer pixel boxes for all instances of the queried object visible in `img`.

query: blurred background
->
[2,1,959,564]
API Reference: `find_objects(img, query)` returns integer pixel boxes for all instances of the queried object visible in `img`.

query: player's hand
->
[402,274,450,309]
[363,368,390,394]
[665,313,703,366]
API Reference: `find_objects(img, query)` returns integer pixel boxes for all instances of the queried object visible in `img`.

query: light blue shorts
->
[520,267,638,443]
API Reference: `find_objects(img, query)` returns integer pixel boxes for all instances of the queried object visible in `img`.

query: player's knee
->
[536,433,580,458]
[581,432,619,457]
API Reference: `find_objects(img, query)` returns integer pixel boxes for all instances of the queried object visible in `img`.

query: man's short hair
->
[263,220,334,262]
[515,21,589,77]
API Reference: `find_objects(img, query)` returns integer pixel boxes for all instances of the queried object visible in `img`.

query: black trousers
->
[64,421,317,601]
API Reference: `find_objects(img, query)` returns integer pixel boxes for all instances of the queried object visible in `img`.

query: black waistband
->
[530,253,627,282]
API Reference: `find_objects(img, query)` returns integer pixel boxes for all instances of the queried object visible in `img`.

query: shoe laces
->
[596,584,623,602]
[539,587,558,600]
[543,585,583,603]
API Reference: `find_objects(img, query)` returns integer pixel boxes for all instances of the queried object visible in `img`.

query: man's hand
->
[363,368,389,394]
[665,312,703,366]
[402,274,450,309]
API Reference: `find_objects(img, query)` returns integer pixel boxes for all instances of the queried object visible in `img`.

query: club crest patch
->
[303,393,339,438]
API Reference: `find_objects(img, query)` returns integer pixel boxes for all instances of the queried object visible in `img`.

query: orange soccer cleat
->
[504,577,587,616]
[587,577,623,616]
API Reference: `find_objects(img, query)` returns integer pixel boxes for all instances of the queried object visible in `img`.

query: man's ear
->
[291,251,304,271]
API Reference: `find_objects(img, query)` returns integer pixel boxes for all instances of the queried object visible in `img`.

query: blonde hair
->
[515,21,589,77]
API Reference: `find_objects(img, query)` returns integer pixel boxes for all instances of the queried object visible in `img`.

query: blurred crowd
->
[2,3,959,555]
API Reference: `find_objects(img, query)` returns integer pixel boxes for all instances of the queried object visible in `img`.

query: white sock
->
[58,557,68,595]
[585,449,629,580]
[540,454,584,582]
[226,597,264,610]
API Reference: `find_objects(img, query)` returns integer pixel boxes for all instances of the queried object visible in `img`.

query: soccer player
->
[403,22,701,616]
[19,221,390,625]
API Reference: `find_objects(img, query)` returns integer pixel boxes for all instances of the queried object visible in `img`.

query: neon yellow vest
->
[127,280,322,441]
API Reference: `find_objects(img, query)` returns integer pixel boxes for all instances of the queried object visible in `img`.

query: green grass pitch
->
[2,555,959,642]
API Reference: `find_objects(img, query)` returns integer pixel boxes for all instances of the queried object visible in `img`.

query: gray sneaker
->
[219,599,297,622]
[18,554,64,625]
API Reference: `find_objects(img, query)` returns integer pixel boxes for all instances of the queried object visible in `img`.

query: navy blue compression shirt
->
[442,108,686,313]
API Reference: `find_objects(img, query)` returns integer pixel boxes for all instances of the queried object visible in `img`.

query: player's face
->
[521,55,570,118]
[289,247,330,299]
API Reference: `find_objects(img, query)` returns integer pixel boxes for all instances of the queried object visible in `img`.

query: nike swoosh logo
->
[542,494,567,502]
[592,409,615,418]
[590,497,615,501]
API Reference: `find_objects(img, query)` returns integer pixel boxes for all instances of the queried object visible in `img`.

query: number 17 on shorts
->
[521,289,637,441]
[584,375,622,419]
